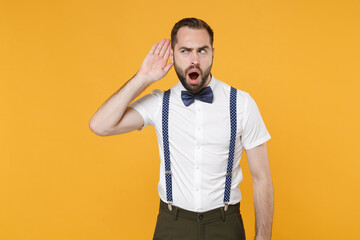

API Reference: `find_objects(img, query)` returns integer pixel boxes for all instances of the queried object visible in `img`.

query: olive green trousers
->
[153,200,246,240]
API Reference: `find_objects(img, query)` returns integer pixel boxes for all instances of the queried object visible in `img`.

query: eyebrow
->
[179,45,211,51]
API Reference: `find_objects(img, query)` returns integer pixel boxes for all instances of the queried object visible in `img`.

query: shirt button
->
[195,188,199,191]
[196,166,200,170]
[197,108,200,112]
[199,214,204,220]
[196,146,200,149]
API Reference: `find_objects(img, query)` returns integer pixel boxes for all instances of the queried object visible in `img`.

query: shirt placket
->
[194,101,203,211]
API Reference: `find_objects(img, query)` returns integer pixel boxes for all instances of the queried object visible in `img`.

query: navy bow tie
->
[181,86,214,107]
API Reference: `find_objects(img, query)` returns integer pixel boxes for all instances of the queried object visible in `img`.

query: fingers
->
[163,62,173,74]
[154,39,166,55]
[159,39,170,57]
[151,39,170,57]
[149,42,159,54]
[163,42,171,60]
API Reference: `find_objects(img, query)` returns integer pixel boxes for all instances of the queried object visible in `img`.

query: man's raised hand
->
[137,38,173,84]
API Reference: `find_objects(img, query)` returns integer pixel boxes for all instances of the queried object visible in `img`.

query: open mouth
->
[189,72,199,80]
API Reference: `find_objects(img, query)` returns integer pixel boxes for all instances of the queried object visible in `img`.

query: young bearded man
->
[89,17,274,240]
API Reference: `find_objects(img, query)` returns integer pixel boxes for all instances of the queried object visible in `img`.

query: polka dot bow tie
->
[181,86,214,107]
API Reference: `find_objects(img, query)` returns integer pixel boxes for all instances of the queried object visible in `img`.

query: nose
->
[191,51,200,65]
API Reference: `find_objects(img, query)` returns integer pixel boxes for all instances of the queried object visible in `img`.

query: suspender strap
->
[162,87,237,211]
[223,87,237,210]
[162,89,173,210]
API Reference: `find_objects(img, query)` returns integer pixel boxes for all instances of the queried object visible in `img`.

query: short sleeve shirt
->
[129,75,271,212]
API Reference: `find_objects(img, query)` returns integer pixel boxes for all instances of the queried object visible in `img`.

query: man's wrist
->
[131,72,153,88]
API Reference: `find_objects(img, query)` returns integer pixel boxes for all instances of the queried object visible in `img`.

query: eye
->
[199,49,206,54]
[181,49,189,54]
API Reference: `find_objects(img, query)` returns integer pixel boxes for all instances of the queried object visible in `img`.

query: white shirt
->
[129,75,271,212]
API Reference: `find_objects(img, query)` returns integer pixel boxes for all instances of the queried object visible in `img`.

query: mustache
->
[185,65,202,74]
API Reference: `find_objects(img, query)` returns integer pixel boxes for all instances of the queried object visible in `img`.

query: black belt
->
[159,200,240,222]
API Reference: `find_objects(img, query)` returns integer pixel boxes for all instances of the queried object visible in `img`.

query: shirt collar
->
[172,74,217,96]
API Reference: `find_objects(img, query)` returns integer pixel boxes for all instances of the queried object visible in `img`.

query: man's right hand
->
[89,38,174,136]
[137,38,173,84]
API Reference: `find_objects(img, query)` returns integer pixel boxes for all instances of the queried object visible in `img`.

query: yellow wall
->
[1,0,359,239]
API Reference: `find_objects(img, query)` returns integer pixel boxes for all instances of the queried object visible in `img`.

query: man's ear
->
[170,49,174,63]
[212,47,215,60]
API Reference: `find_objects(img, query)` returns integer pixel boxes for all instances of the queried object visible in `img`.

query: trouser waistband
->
[159,200,240,222]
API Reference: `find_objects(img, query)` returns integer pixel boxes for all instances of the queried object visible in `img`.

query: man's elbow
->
[252,171,273,185]
[88,120,109,136]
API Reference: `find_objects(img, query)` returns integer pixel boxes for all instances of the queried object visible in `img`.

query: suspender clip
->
[224,202,229,211]
[225,172,232,176]
[168,202,173,211]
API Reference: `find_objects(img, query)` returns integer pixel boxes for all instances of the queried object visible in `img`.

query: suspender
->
[223,87,237,210]
[162,87,237,211]
[162,90,173,210]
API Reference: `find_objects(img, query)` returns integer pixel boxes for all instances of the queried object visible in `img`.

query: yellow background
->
[1,0,359,239]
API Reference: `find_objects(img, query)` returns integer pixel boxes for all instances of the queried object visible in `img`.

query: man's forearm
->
[89,73,150,134]
[253,178,274,240]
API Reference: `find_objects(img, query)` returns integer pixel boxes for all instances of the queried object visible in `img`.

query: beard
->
[174,61,213,94]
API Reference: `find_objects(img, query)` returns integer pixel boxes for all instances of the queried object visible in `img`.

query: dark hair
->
[171,18,214,49]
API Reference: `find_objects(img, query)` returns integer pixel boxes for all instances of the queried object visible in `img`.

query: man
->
[89,18,273,240]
